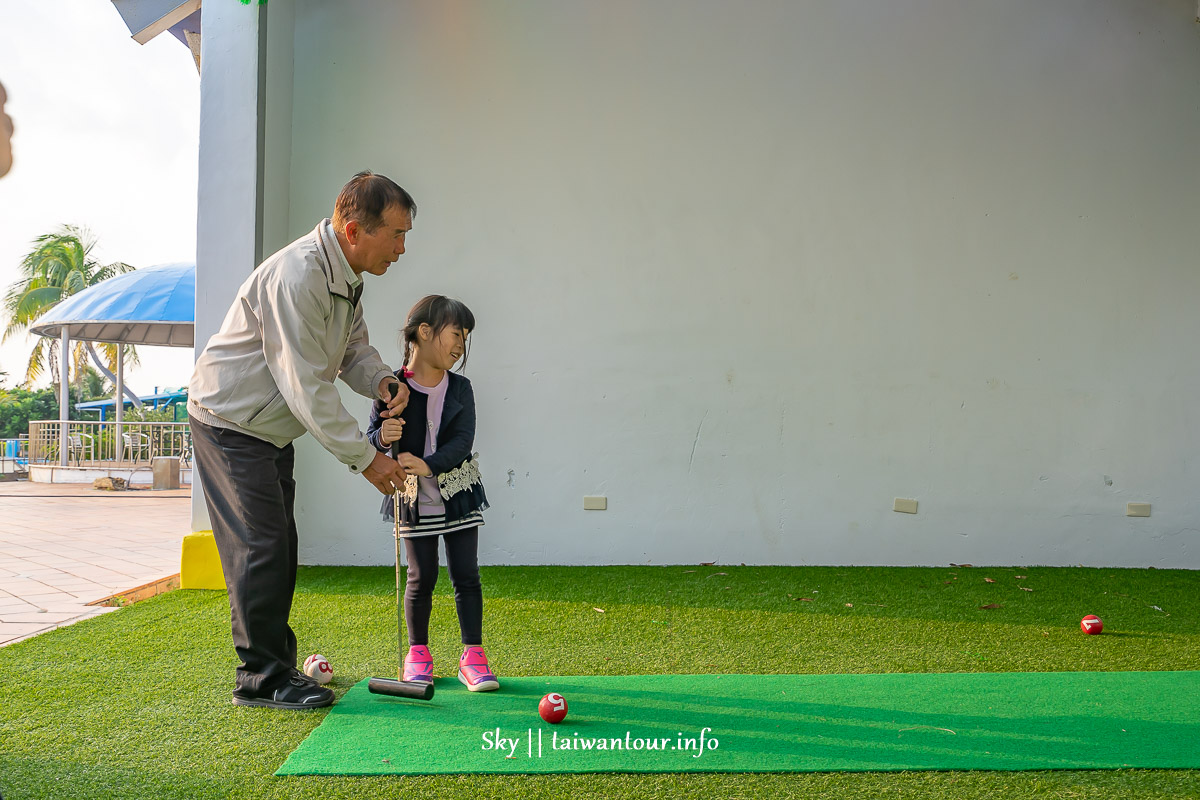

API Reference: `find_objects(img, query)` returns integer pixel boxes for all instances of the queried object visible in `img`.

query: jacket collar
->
[441,377,465,425]
[406,372,466,428]
[313,219,357,303]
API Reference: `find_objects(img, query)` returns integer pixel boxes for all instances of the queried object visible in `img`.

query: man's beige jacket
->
[189,220,394,474]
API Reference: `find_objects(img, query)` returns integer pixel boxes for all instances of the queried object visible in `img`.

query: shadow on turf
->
[292,565,1196,635]
[535,684,1199,771]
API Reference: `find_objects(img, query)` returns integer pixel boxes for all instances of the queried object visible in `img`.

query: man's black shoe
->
[289,667,321,687]
[232,672,334,709]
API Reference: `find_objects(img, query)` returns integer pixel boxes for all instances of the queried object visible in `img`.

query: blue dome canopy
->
[29,261,195,347]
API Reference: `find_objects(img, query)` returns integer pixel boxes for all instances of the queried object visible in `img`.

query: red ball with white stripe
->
[539,692,568,724]
[303,653,334,684]
[1080,615,1103,635]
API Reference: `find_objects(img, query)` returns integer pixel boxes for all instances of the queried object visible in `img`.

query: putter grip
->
[368,678,435,700]
[385,380,400,461]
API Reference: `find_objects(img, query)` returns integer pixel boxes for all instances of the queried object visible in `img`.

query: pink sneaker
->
[403,645,434,683]
[458,646,499,692]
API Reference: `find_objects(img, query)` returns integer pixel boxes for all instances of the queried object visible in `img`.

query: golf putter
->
[368,384,434,702]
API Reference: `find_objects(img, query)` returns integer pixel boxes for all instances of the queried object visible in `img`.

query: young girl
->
[366,295,495,691]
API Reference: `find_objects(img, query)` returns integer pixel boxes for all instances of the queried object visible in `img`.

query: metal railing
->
[0,436,29,474]
[27,420,191,467]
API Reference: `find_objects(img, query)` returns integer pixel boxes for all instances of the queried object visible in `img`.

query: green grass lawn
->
[1,565,1198,799]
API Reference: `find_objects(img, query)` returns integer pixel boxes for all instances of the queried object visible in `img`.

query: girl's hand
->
[379,418,405,446]
[378,377,409,418]
[398,453,433,477]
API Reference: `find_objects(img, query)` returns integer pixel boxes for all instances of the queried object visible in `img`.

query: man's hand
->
[362,450,408,495]
[379,377,409,418]
[398,453,433,478]
[379,417,405,446]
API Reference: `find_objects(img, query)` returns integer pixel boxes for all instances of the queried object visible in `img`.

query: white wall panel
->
[261,0,1200,566]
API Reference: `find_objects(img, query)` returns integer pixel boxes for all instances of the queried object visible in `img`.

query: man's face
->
[346,204,412,277]
[0,80,13,179]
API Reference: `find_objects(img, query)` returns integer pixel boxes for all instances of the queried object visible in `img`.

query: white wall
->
[260,0,1200,567]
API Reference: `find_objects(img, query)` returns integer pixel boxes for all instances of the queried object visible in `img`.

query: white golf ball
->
[303,653,334,685]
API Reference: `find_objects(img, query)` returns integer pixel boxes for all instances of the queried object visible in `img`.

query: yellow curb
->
[181,531,227,590]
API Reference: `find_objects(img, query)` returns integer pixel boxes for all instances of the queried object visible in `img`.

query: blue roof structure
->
[75,390,188,422]
[75,390,187,412]
[29,262,194,347]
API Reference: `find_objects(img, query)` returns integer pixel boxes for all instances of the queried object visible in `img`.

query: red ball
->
[538,692,568,724]
[1080,614,1104,635]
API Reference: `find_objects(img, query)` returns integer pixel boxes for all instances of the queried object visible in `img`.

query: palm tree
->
[2,225,139,388]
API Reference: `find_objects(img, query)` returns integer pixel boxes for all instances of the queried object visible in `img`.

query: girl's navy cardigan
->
[366,370,488,525]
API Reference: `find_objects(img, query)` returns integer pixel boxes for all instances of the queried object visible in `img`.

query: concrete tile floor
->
[0,479,191,646]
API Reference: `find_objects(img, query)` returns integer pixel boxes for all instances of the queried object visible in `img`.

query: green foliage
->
[81,366,107,399]
[0,368,109,437]
[122,404,178,423]
[1,225,139,387]
[0,386,58,438]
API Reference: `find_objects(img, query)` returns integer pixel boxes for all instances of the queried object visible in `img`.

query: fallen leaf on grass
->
[984,578,996,583]
[979,603,1004,610]
[798,598,814,602]
[1015,575,1027,579]
[1019,587,1033,592]
[943,580,956,585]
[682,570,696,574]
[707,572,728,576]
[845,603,854,607]
[593,607,605,613]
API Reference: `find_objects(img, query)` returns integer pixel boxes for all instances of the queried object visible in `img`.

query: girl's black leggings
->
[402,526,482,647]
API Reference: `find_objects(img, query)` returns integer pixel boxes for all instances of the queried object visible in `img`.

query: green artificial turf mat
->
[276,671,1200,776]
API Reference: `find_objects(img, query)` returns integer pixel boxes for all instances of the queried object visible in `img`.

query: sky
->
[0,0,199,394]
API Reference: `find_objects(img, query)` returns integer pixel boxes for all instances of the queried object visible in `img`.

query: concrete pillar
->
[191,0,268,534]
[59,329,69,467]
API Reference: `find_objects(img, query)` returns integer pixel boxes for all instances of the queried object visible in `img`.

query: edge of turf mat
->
[276,671,1200,776]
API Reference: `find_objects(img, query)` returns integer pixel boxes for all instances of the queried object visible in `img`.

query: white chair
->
[67,432,95,466]
[178,434,192,468]
[122,431,152,463]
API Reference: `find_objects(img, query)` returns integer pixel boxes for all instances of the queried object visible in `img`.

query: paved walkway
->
[0,480,191,646]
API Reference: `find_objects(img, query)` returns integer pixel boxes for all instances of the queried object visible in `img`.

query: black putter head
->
[368,677,435,700]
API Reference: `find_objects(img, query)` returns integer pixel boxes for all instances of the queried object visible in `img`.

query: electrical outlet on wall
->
[584,496,607,511]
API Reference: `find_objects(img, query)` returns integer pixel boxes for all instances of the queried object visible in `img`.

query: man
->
[189,171,413,709]
[1,79,13,178]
